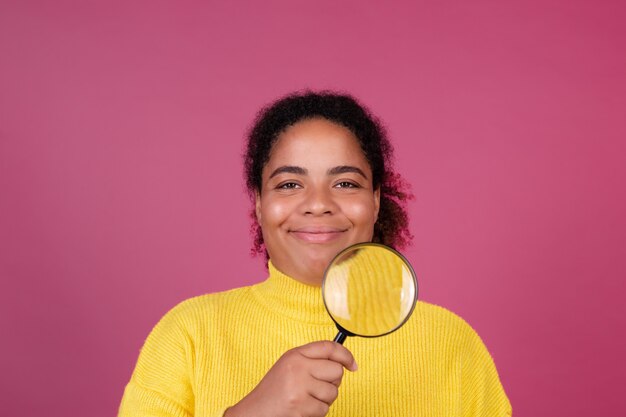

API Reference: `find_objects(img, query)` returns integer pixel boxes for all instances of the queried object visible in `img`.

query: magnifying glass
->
[322,243,418,344]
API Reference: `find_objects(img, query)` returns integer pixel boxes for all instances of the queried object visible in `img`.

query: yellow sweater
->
[119,263,511,417]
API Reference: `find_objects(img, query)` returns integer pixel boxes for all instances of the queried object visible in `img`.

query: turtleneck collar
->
[250,261,332,325]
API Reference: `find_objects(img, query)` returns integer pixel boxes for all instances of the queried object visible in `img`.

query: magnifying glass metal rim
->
[321,242,419,341]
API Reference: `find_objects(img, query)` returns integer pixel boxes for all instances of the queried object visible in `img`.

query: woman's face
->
[256,117,380,285]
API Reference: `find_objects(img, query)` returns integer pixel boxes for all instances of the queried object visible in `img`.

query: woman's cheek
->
[344,198,377,224]
[262,197,295,228]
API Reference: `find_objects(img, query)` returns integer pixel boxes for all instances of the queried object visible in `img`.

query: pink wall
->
[1,1,625,415]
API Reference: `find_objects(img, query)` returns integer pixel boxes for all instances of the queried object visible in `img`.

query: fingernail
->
[351,361,358,372]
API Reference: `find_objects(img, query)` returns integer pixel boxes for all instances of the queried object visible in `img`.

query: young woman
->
[118,92,511,417]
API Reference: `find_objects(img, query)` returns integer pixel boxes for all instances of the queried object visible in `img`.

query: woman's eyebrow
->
[328,165,368,178]
[268,165,307,179]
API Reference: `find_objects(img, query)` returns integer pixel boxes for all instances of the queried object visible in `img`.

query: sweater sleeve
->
[118,305,226,417]
[460,326,512,417]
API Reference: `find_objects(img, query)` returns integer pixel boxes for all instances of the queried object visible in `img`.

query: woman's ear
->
[374,187,381,222]
[255,190,262,224]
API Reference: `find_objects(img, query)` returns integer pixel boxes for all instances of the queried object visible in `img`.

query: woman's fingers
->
[309,358,344,385]
[301,396,331,417]
[297,341,358,372]
[225,341,355,417]
[307,378,340,405]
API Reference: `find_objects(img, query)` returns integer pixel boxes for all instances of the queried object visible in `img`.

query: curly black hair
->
[244,90,413,256]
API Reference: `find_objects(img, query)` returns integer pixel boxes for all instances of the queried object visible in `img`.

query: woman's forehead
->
[265,118,368,168]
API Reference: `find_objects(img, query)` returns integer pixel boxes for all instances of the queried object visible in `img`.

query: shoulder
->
[122,288,262,416]
[169,285,254,315]
[408,301,495,358]
[412,300,479,337]
[160,284,255,324]
[411,302,512,415]
[145,284,257,342]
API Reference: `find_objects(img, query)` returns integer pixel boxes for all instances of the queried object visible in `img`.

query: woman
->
[118,91,512,417]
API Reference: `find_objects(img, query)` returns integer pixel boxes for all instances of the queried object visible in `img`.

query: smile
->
[289,228,347,244]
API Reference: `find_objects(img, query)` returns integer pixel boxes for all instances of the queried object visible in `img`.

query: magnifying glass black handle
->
[333,325,354,344]
[333,331,348,345]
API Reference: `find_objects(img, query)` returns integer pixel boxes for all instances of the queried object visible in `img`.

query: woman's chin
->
[298,253,342,284]
[271,244,352,285]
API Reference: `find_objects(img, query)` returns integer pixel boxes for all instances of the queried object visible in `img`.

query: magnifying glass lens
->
[322,243,418,341]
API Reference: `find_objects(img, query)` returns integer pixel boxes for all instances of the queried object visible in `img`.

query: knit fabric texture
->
[118,262,512,417]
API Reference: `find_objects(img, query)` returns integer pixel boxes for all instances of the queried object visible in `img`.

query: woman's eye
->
[278,182,300,189]
[335,181,359,188]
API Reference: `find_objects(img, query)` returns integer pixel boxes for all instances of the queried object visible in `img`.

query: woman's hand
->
[224,341,358,417]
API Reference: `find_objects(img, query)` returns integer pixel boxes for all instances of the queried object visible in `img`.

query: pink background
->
[1,1,625,416]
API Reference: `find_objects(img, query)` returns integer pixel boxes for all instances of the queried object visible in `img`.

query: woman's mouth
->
[289,227,347,244]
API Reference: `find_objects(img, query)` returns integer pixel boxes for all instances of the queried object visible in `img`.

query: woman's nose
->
[302,187,337,215]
